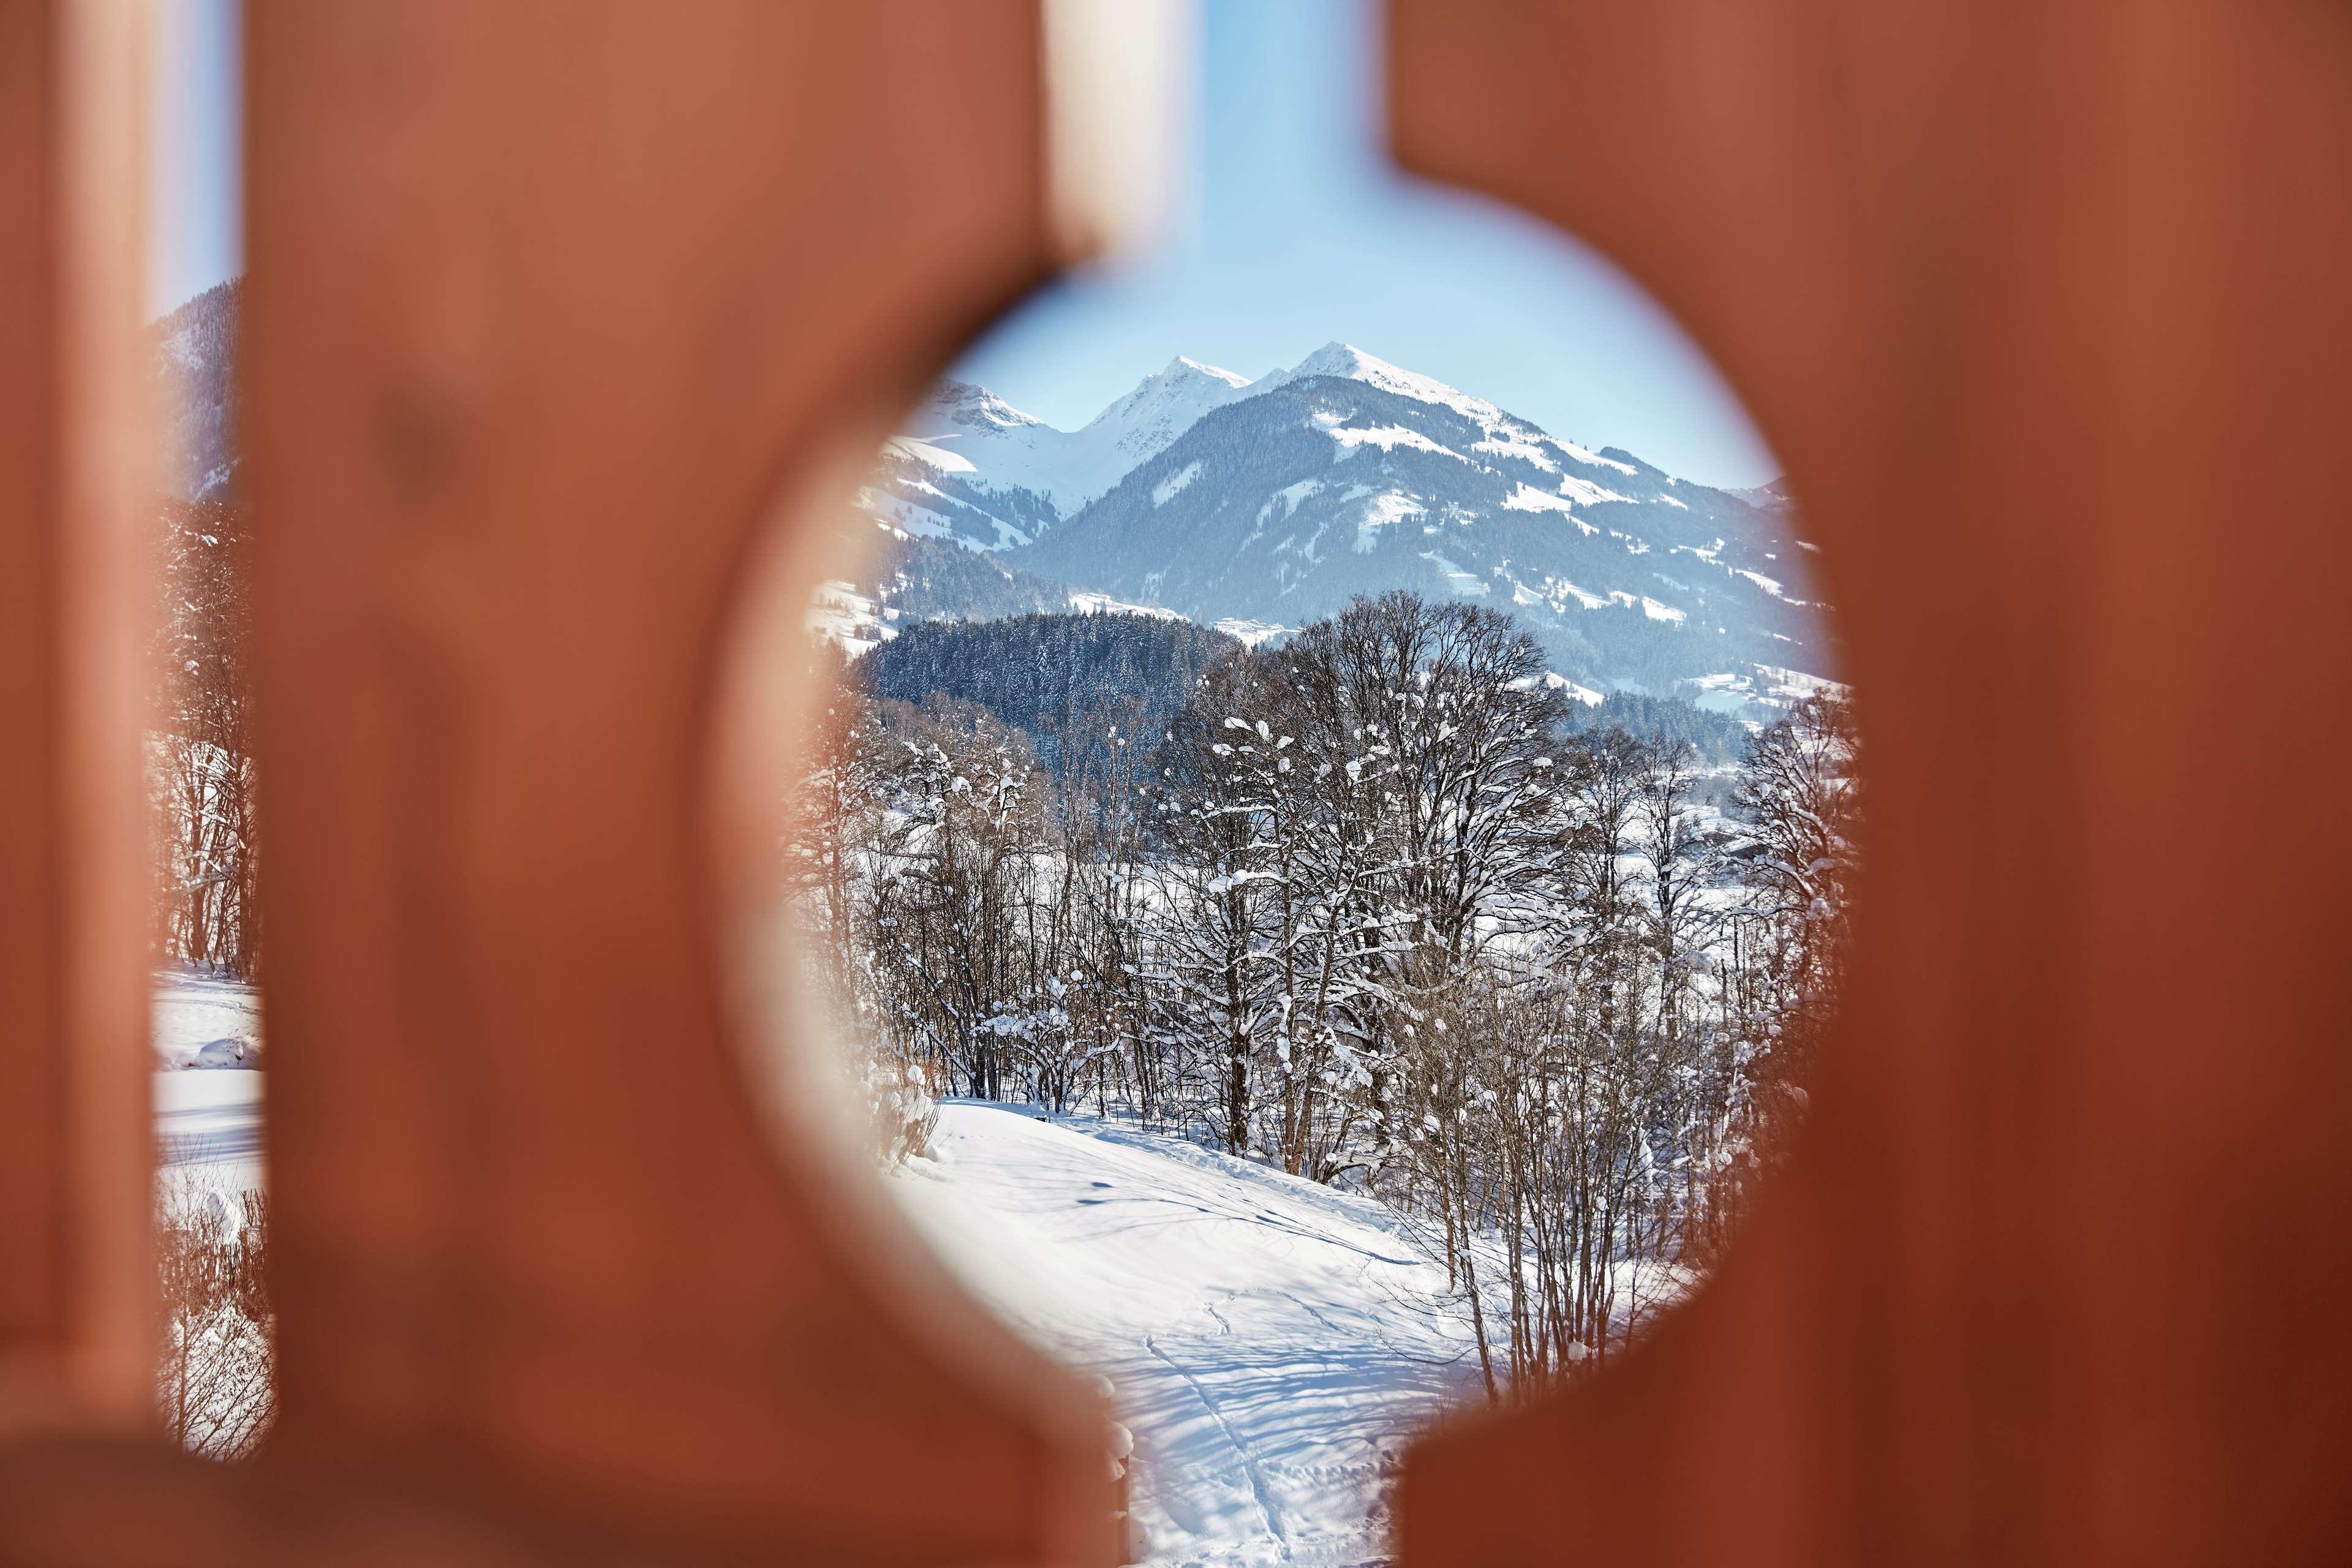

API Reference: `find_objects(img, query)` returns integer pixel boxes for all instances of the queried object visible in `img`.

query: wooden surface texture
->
[3,2,2350,1563]
[0,0,156,1434]
[1388,3,2352,1563]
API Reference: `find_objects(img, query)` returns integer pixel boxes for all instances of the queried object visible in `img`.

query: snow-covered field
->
[892,1102,1482,1567]
[147,978,1480,1562]
[153,971,263,1189]
[152,969,261,1071]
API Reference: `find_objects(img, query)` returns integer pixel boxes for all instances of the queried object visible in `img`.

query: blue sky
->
[956,1,1777,488]
[149,0,1775,488]
[149,0,239,320]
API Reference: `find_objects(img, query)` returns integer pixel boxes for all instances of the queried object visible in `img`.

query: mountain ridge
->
[846,341,1832,716]
[138,286,1831,719]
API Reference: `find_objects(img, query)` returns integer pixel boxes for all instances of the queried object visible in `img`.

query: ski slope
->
[890,1102,1483,1567]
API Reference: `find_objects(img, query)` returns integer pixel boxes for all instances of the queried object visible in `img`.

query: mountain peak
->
[921,378,1044,431]
[1168,355,1251,388]
[1087,356,1251,428]
[1082,356,1256,450]
[1268,341,1496,420]
[1291,340,1374,374]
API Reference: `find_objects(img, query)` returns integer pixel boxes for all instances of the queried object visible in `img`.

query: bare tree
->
[153,497,260,978]
[155,1169,274,1460]
[777,595,1860,1396]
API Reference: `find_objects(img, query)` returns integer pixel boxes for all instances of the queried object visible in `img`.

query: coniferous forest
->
[860,611,1239,783]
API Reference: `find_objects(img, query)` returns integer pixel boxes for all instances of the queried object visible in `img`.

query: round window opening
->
[732,4,1855,1561]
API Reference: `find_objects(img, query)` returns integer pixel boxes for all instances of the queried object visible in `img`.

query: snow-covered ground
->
[152,969,261,1071]
[155,1069,263,1186]
[145,977,1482,1562]
[891,1102,1482,1567]
[152,971,263,1189]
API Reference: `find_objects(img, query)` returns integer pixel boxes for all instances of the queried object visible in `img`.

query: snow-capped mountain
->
[850,341,1836,711]
[1076,356,1256,488]
[860,355,1256,554]
[143,282,1831,712]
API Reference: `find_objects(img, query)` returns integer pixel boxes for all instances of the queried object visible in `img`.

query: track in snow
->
[890,1101,1482,1568]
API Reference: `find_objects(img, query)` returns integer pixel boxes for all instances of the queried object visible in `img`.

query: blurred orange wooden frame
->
[4,2,2350,1564]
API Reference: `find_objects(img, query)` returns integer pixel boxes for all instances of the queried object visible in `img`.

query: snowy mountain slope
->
[867,358,1257,554]
[834,340,1834,704]
[812,522,1080,652]
[1017,344,1831,699]
[143,282,1830,704]
[1732,475,1798,513]
[153,279,241,500]
[862,382,1069,552]
[892,1102,1480,1568]
[1076,355,1257,492]
[806,524,1229,662]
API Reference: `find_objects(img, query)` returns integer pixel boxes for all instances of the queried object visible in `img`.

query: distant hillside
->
[1559,692,1759,767]
[858,612,1238,786]
[807,529,1079,655]
[1016,345,1828,700]
[857,341,1841,715]
[152,279,241,500]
